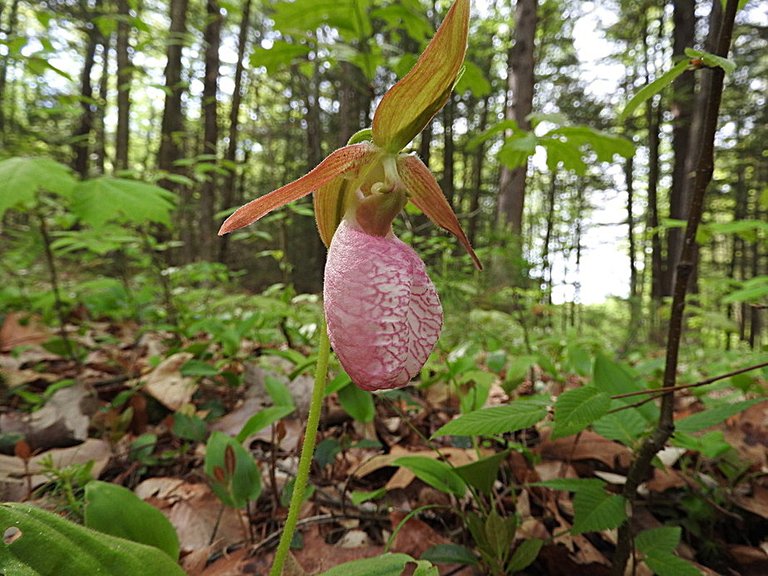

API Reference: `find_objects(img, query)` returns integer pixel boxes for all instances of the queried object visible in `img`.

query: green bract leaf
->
[204,431,262,508]
[0,156,76,218]
[72,177,176,228]
[84,481,180,560]
[619,59,689,121]
[433,399,548,437]
[551,386,611,439]
[372,0,469,152]
[393,455,467,497]
[571,485,627,534]
[0,503,186,576]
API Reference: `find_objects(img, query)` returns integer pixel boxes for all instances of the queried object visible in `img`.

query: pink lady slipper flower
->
[219,0,481,391]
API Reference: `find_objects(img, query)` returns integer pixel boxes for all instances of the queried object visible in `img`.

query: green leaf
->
[529,478,606,493]
[204,432,262,508]
[318,553,416,576]
[645,552,703,576]
[0,503,186,576]
[592,409,648,445]
[685,47,736,74]
[421,543,478,566]
[236,405,296,442]
[454,61,491,97]
[393,456,467,497]
[250,40,311,74]
[593,355,658,422]
[453,450,510,495]
[508,538,544,572]
[498,132,537,170]
[372,0,469,152]
[0,156,76,218]
[635,526,682,556]
[465,119,519,151]
[619,59,689,121]
[71,177,176,228]
[432,398,548,437]
[265,376,295,407]
[338,381,375,423]
[551,386,611,439]
[180,359,219,377]
[349,488,387,505]
[84,481,180,560]
[675,399,764,433]
[571,485,627,534]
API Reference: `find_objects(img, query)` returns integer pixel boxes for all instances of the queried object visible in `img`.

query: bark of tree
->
[114,0,132,172]
[468,95,490,246]
[541,172,557,305]
[442,94,455,208]
[0,0,20,140]
[199,0,222,262]
[218,0,252,263]
[665,0,696,296]
[94,33,110,175]
[72,6,102,179]
[497,0,537,234]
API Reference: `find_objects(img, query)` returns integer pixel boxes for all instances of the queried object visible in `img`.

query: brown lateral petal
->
[313,176,353,248]
[218,143,375,235]
[372,0,469,153]
[397,154,482,270]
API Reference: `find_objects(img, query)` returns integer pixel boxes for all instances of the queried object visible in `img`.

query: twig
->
[611,1,740,573]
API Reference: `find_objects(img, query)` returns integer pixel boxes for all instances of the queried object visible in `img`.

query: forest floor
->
[1,312,767,576]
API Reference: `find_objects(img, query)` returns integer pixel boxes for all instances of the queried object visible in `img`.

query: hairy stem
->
[611,1,739,573]
[269,321,331,576]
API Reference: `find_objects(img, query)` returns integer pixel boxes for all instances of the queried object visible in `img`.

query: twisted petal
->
[324,221,442,391]
[397,154,482,269]
[218,143,376,235]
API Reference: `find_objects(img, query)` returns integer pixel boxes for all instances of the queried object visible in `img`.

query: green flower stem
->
[269,321,331,576]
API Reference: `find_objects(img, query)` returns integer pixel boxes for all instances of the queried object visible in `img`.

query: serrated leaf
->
[393,456,467,497]
[0,156,76,218]
[635,526,681,556]
[592,409,648,445]
[453,449,509,495]
[645,552,703,576]
[71,177,176,228]
[318,553,416,576]
[508,538,543,572]
[0,503,186,576]
[571,485,627,534]
[675,399,764,433]
[84,481,180,560]
[551,386,611,439]
[593,355,658,422]
[236,405,295,442]
[433,399,548,437]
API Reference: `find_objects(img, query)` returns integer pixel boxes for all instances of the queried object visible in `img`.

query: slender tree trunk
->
[199,0,222,262]
[114,0,132,172]
[442,94,456,208]
[72,8,102,179]
[94,33,110,175]
[218,0,252,263]
[541,173,556,305]
[0,0,20,140]
[468,95,490,246]
[419,121,433,169]
[665,0,696,297]
[497,0,537,234]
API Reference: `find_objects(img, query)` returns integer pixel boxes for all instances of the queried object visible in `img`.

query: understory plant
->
[218,0,479,573]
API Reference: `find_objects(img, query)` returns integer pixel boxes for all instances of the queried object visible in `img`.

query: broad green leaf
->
[675,399,764,433]
[236,405,296,442]
[566,345,591,377]
[635,526,682,556]
[0,503,186,576]
[645,552,703,576]
[318,553,416,576]
[551,386,611,439]
[420,543,478,566]
[593,355,658,422]
[453,449,510,495]
[571,485,627,534]
[723,277,768,304]
[371,4,432,42]
[249,40,311,74]
[349,488,387,505]
[592,408,648,445]
[454,60,492,97]
[672,431,733,459]
[542,137,587,175]
[529,478,606,493]
[204,432,262,508]
[338,381,375,423]
[685,47,736,74]
[619,59,689,121]
[393,456,467,497]
[412,560,439,576]
[71,177,176,228]
[265,375,295,408]
[180,359,219,377]
[84,481,180,560]
[0,156,76,218]
[465,119,519,151]
[508,538,544,572]
[271,0,370,39]
[498,132,537,169]
[432,399,548,437]
[372,0,469,152]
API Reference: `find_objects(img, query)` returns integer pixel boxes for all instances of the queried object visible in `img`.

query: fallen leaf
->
[142,352,197,411]
[0,313,50,351]
[537,430,632,469]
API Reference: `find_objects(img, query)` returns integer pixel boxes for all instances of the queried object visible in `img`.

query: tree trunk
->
[665,0,696,297]
[468,95,490,246]
[218,0,252,263]
[442,94,456,208]
[94,33,110,175]
[497,0,537,234]
[541,172,557,305]
[72,8,102,179]
[114,0,132,172]
[199,0,222,262]
[0,0,20,140]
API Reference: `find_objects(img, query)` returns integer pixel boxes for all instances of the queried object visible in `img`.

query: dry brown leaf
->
[0,312,50,351]
[142,352,197,411]
[733,485,768,519]
[537,430,632,469]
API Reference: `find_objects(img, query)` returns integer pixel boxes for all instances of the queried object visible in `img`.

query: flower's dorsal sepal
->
[218,143,376,236]
[372,0,469,153]
[324,220,443,391]
[397,154,482,270]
